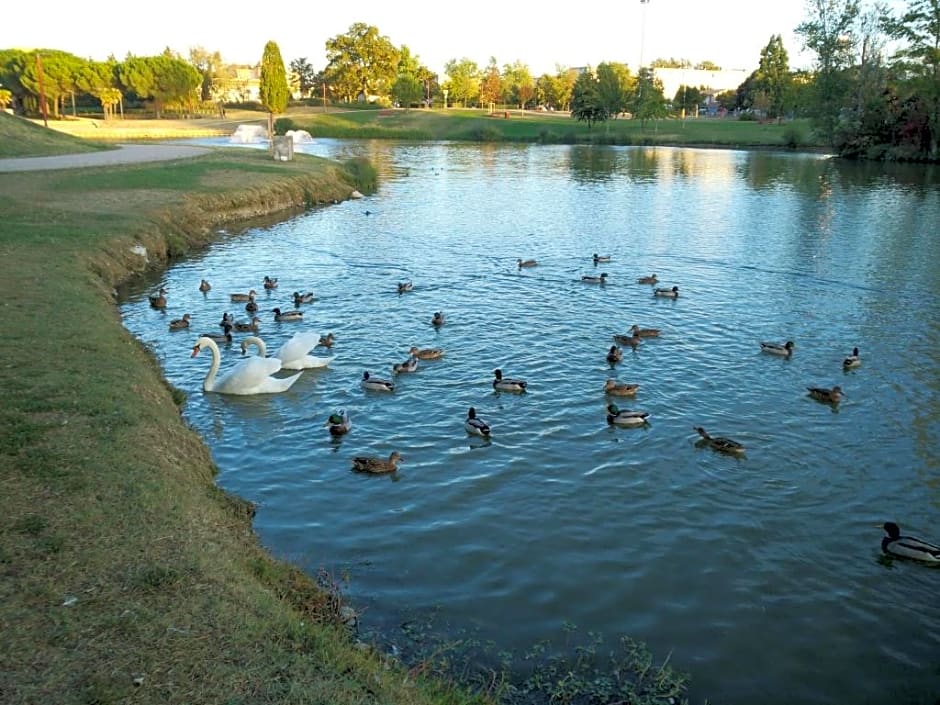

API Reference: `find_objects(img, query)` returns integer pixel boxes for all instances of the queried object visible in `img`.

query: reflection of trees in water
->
[566,145,659,184]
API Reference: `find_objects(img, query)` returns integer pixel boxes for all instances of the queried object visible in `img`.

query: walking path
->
[0,143,211,172]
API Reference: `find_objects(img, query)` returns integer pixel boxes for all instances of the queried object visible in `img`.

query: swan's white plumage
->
[192,336,301,394]
[242,334,334,370]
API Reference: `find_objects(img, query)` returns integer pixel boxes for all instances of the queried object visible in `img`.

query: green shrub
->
[782,123,806,150]
[274,117,297,134]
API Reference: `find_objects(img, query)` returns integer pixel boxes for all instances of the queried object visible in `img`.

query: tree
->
[674,84,705,116]
[289,57,317,98]
[695,60,722,71]
[502,60,535,109]
[393,46,434,107]
[754,35,792,119]
[884,0,940,158]
[76,60,120,119]
[480,58,501,108]
[796,0,861,143]
[189,47,223,101]
[596,62,634,118]
[443,57,481,107]
[631,67,668,125]
[570,69,606,127]
[324,23,400,102]
[651,57,691,68]
[392,75,423,108]
[259,40,289,141]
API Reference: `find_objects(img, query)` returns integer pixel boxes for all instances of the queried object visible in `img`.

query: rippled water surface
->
[121,139,940,705]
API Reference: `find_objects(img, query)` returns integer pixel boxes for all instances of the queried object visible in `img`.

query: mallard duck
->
[465,407,491,437]
[630,324,660,338]
[607,404,650,426]
[292,291,315,306]
[361,371,394,392]
[200,324,233,344]
[409,346,443,360]
[325,410,352,436]
[272,307,303,322]
[199,279,212,293]
[219,312,235,327]
[843,347,861,369]
[493,368,527,392]
[593,253,611,263]
[317,332,335,348]
[807,385,844,404]
[761,340,794,357]
[148,287,167,309]
[431,311,446,326]
[637,273,658,284]
[263,276,278,290]
[606,345,623,363]
[233,316,261,333]
[612,333,640,349]
[230,289,257,303]
[582,273,608,284]
[245,297,258,313]
[352,451,402,474]
[654,285,679,298]
[392,356,419,374]
[168,313,191,331]
[604,379,639,396]
[693,426,744,454]
[517,258,538,268]
[397,281,414,294]
[880,522,940,563]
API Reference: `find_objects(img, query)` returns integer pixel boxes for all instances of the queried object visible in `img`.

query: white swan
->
[191,336,302,394]
[240,334,334,370]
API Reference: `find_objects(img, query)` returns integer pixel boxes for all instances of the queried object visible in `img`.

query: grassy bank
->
[0,116,485,704]
[280,106,820,150]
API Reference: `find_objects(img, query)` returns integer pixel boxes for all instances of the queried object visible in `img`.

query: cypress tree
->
[259,40,289,148]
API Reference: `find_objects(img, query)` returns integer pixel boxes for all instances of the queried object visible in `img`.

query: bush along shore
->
[0,121,693,703]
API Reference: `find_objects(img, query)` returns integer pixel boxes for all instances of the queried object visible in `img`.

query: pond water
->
[120,138,940,705]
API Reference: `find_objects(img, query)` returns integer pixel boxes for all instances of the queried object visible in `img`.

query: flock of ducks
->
[146,258,936,564]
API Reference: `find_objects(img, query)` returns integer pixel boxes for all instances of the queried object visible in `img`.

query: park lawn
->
[0,118,485,705]
[0,111,113,157]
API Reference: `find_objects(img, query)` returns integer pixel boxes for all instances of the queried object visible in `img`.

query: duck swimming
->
[263,276,278,290]
[352,451,402,474]
[409,346,444,360]
[199,279,212,293]
[693,426,744,454]
[392,356,419,374]
[200,324,233,344]
[493,368,527,392]
[593,253,611,263]
[292,291,315,306]
[272,307,303,322]
[843,347,861,369]
[654,285,679,298]
[325,410,352,436]
[219,312,235,328]
[630,324,660,338]
[397,281,414,294]
[637,274,658,284]
[168,313,191,331]
[517,258,538,268]
[761,340,794,357]
[465,407,491,437]
[582,273,608,284]
[431,311,446,327]
[245,297,259,313]
[148,287,167,309]
[230,289,257,303]
[232,316,261,333]
[612,333,640,349]
[604,379,639,396]
[607,404,650,426]
[361,371,394,392]
[318,332,336,348]
[880,522,940,563]
[807,385,844,404]
[606,345,623,363]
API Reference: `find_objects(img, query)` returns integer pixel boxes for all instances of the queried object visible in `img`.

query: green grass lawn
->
[0,111,113,157]
[284,106,820,149]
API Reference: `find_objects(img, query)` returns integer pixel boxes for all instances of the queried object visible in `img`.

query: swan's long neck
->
[241,336,267,358]
[200,337,222,392]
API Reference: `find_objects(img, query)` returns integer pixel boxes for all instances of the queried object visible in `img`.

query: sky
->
[4,1,819,76]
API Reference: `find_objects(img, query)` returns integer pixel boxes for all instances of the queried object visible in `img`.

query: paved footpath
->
[0,143,211,172]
